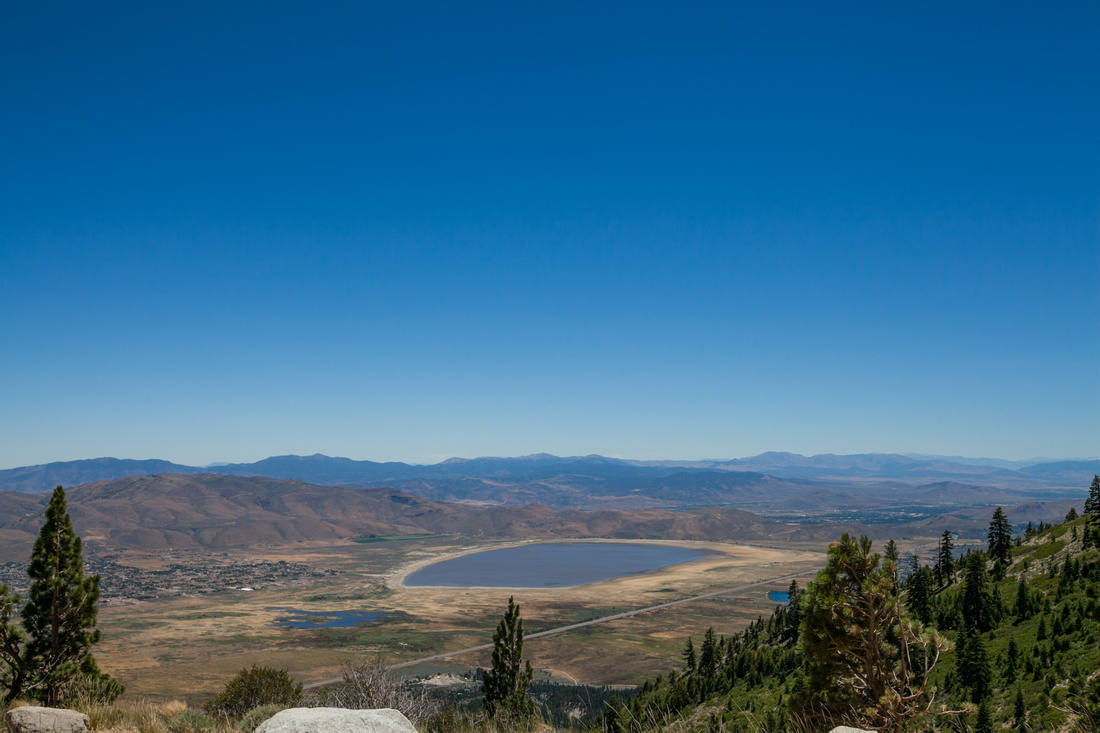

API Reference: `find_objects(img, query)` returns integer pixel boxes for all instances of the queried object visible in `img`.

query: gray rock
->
[829,727,876,733]
[254,708,417,733]
[5,707,89,733]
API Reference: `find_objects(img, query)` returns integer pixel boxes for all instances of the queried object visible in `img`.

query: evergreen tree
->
[956,625,992,703]
[17,487,113,705]
[602,697,623,733]
[795,535,947,731]
[904,557,934,626]
[482,596,534,720]
[988,507,1013,568]
[783,580,803,643]
[1086,475,1100,540]
[1014,685,1026,727]
[884,539,899,564]
[961,552,993,633]
[681,637,696,673]
[935,530,955,586]
[1086,475,1100,517]
[698,628,719,684]
[0,582,24,702]
[975,698,994,733]
[1002,638,1018,684]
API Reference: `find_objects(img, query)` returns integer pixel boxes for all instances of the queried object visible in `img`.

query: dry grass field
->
[90,536,841,703]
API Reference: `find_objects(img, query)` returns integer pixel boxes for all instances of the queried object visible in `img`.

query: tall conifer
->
[987,507,1013,568]
[21,487,106,705]
[482,596,534,719]
[935,530,955,586]
[1085,475,1100,548]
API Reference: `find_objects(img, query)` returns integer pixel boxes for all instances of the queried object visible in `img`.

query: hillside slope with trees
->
[609,476,1100,732]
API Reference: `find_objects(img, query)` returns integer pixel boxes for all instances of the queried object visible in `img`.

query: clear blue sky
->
[2,2,1097,468]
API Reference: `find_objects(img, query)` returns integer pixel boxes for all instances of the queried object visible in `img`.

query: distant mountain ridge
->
[2,452,1094,497]
[0,473,899,562]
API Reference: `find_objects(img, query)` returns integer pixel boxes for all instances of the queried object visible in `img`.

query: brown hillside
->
[1,474,823,560]
[0,474,976,563]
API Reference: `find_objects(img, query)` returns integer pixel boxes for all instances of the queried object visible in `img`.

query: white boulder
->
[5,707,89,733]
[254,708,417,733]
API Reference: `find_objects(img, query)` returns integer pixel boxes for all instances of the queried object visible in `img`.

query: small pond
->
[404,542,709,588]
[268,607,390,628]
[767,591,790,604]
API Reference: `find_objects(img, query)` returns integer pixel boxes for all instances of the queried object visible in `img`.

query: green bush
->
[167,710,217,733]
[58,658,126,706]
[1033,540,1066,560]
[237,704,285,732]
[204,665,302,719]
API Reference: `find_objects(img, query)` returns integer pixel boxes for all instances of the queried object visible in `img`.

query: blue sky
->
[2,2,1097,468]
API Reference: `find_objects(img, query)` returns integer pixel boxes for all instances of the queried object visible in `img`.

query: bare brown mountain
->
[0,474,894,562]
[0,490,48,560]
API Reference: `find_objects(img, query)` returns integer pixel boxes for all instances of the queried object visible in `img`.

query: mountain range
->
[0,473,997,563]
[2,452,1096,498]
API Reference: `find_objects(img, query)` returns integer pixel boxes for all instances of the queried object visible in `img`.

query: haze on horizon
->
[2,3,1097,470]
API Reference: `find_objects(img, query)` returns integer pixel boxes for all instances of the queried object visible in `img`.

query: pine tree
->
[0,582,24,702]
[956,625,992,703]
[1085,475,1100,515]
[1015,576,1030,622]
[1085,475,1100,534]
[1002,638,1019,684]
[975,698,994,733]
[681,637,696,673]
[884,539,899,563]
[935,530,955,586]
[17,487,114,705]
[1014,685,1026,727]
[783,579,803,643]
[988,507,1013,568]
[904,557,934,626]
[698,628,719,684]
[961,552,993,633]
[795,535,948,731]
[482,596,534,719]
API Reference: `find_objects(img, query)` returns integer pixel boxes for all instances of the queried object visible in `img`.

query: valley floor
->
[88,536,849,702]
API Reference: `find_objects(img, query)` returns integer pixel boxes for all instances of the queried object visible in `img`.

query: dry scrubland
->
[88,536,847,702]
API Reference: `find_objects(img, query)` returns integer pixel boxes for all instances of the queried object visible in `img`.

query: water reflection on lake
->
[404,542,709,588]
[268,607,389,628]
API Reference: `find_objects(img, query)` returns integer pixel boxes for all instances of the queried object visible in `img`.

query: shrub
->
[237,704,285,732]
[58,664,126,706]
[168,710,217,733]
[320,658,441,726]
[74,699,127,731]
[161,700,189,718]
[1034,540,1066,561]
[204,665,302,719]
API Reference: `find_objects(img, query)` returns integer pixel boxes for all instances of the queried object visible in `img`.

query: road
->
[303,569,812,689]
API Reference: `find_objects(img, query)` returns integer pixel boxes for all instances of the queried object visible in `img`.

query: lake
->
[768,591,790,604]
[404,542,709,588]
